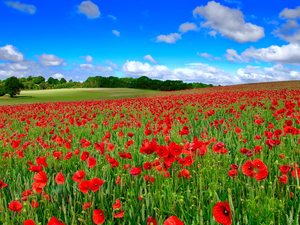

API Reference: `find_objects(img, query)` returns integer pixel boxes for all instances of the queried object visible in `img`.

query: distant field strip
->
[0,88,158,105]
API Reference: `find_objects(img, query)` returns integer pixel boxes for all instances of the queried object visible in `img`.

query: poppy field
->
[0,81,300,225]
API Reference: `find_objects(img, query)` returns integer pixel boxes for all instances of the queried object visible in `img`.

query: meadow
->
[0,88,157,105]
[0,81,300,225]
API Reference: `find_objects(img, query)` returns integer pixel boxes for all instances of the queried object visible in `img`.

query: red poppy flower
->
[150,177,155,183]
[143,162,152,170]
[55,172,65,184]
[80,151,89,161]
[147,216,157,225]
[8,201,23,212]
[252,159,267,171]
[242,160,255,177]
[32,172,48,188]
[87,157,97,169]
[90,178,104,192]
[83,201,93,210]
[278,175,288,184]
[73,170,85,182]
[230,164,238,170]
[145,174,150,181]
[116,176,121,184]
[31,200,39,208]
[163,216,184,225]
[113,199,121,209]
[213,201,232,225]
[279,165,292,175]
[114,209,124,218]
[93,209,105,224]
[291,168,300,178]
[107,143,114,151]
[65,142,71,149]
[24,220,35,225]
[255,169,268,181]
[127,133,134,138]
[0,180,7,189]
[129,167,142,177]
[47,217,65,225]
[74,149,80,155]
[228,170,238,178]
[156,146,169,158]
[78,180,92,193]
[178,169,191,179]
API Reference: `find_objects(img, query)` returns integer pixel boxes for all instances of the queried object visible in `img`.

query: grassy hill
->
[0,88,158,105]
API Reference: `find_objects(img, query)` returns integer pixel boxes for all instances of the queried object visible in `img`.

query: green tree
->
[32,76,45,85]
[59,78,67,84]
[4,76,24,97]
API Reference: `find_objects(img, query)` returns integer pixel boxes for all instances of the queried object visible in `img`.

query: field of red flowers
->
[0,81,300,225]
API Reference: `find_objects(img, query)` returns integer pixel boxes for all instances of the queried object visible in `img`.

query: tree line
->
[0,75,215,97]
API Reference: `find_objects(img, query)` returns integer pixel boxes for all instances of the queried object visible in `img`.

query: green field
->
[0,88,158,105]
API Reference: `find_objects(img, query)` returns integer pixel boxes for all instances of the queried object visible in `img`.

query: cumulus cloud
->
[122,60,240,85]
[77,1,100,19]
[273,20,300,45]
[279,6,300,19]
[112,30,120,37]
[156,33,181,44]
[4,1,36,14]
[225,49,247,63]
[179,22,198,33]
[197,52,213,60]
[107,15,116,20]
[0,45,24,62]
[209,30,217,37]
[80,55,93,63]
[237,64,300,83]
[193,1,265,43]
[241,43,300,66]
[52,73,64,79]
[38,54,65,67]
[105,60,118,69]
[79,63,113,72]
[79,63,95,71]
[143,55,157,64]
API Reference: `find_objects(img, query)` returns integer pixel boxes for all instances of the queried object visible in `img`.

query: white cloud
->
[156,33,181,43]
[63,62,67,66]
[107,15,116,20]
[179,22,198,33]
[241,43,300,66]
[38,54,65,67]
[209,30,217,37]
[0,45,24,62]
[52,73,64,79]
[215,57,221,60]
[5,1,36,14]
[197,52,213,60]
[279,6,300,19]
[225,49,247,63]
[143,55,157,64]
[105,60,118,69]
[80,55,93,63]
[80,63,95,71]
[193,1,265,43]
[237,64,300,83]
[273,20,300,45]
[77,1,100,19]
[112,30,120,37]
[122,60,240,85]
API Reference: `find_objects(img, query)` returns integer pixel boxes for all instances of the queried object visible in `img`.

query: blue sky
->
[0,0,300,85]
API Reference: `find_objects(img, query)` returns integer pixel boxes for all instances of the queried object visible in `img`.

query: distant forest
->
[0,75,215,92]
